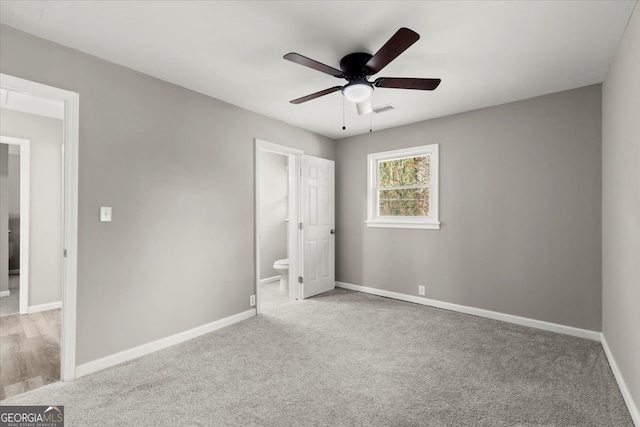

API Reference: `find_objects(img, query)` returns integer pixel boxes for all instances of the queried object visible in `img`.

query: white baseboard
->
[0,290,10,298]
[28,301,62,313]
[75,308,256,378]
[260,275,281,285]
[336,281,601,341]
[601,335,640,426]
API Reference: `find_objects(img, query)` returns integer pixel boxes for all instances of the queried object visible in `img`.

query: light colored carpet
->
[0,286,19,317]
[8,275,20,291]
[0,289,633,426]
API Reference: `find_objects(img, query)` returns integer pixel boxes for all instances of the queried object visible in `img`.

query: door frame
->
[1,73,79,381]
[0,136,30,315]
[254,139,302,314]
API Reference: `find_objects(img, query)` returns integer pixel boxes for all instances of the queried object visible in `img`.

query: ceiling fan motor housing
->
[339,52,374,80]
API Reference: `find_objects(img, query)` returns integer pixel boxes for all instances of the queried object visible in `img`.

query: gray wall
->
[0,109,63,306]
[0,24,335,365]
[0,144,8,294]
[8,151,19,218]
[602,5,640,414]
[259,151,288,279]
[336,85,602,331]
[8,151,20,272]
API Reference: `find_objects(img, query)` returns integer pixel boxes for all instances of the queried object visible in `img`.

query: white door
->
[301,155,335,299]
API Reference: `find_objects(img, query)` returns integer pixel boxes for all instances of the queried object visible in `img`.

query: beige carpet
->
[0,287,19,317]
[1,289,633,426]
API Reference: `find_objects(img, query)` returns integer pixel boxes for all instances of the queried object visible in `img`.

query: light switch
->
[100,207,112,222]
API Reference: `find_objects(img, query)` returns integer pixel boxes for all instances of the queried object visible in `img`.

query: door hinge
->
[298,276,303,284]
[299,222,303,230]
[63,249,68,258]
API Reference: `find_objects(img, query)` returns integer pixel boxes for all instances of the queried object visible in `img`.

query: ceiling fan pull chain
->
[342,96,346,130]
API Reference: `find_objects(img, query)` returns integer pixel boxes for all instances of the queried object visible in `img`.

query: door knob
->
[330,229,336,235]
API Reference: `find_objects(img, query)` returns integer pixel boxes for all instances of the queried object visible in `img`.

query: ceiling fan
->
[284,27,441,115]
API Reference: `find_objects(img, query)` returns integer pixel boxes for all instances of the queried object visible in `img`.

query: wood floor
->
[0,309,60,400]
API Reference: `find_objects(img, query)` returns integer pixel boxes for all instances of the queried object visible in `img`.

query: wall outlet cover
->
[249,295,256,307]
[418,285,426,296]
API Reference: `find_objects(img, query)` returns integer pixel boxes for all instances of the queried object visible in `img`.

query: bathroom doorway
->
[254,139,301,313]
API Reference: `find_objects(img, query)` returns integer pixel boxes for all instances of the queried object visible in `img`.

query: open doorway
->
[0,74,79,399]
[254,140,337,313]
[255,140,301,313]
[0,99,63,400]
[0,136,30,317]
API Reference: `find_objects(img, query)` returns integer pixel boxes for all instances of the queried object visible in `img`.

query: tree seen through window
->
[378,155,430,216]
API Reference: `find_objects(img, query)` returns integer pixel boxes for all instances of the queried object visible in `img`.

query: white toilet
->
[273,259,289,292]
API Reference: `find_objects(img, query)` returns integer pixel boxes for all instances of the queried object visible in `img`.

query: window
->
[366,144,439,229]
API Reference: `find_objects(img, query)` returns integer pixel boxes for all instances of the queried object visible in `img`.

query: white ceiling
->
[0,1,636,139]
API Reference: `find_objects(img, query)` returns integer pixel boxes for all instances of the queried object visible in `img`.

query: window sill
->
[365,221,441,230]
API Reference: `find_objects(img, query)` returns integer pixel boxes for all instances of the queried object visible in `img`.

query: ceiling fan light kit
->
[284,27,441,116]
[342,80,374,103]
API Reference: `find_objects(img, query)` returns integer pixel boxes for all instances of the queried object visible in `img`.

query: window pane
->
[378,155,430,187]
[378,188,430,216]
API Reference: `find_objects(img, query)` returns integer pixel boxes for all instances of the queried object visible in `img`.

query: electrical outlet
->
[249,295,256,307]
[418,285,426,296]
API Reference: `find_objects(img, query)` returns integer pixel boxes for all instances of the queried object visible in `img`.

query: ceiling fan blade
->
[365,28,420,74]
[356,99,372,115]
[284,53,344,78]
[374,77,441,90]
[290,86,342,104]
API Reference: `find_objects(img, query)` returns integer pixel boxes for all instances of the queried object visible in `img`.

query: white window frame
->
[366,144,440,230]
